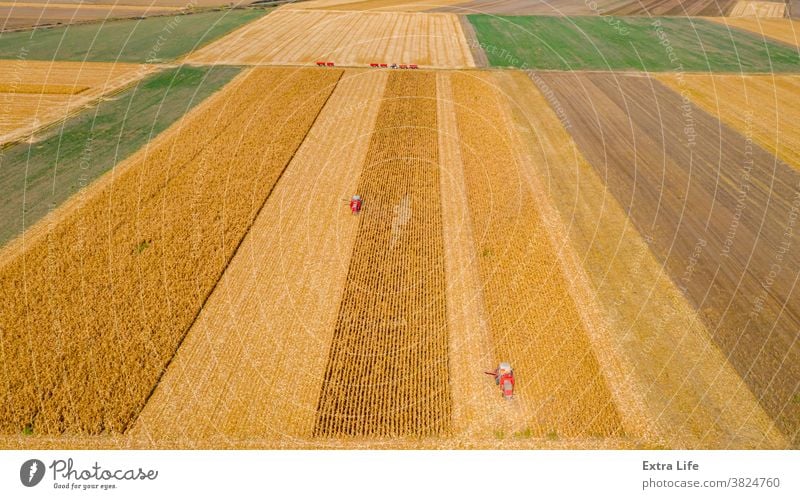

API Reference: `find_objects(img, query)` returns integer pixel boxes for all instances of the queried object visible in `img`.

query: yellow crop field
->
[314,71,450,437]
[185,9,475,68]
[449,71,623,439]
[129,69,387,443]
[656,74,800,171]
[503,71,788,448]
[728,1,786,16]
[436,72,498,439]
[0,60,146,143]
[0,67,341,435]
[709,17,800,46]
[307,0,471,11]
[0,84,89,94]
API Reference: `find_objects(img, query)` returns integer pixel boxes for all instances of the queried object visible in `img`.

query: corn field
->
[313,71,451,437]
[0,67,341,435]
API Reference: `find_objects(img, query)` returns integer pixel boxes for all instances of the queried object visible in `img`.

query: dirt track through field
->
[656,74,800,172]
[449,71,623,439]
[131,69,389,443]
[503,71,786,448]
[313,71,450,438]
[0,67,339,435]
[539,72,800,446]
[185,9,475,68]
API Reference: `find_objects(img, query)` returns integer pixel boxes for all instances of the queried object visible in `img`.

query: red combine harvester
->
[486,362,515,400]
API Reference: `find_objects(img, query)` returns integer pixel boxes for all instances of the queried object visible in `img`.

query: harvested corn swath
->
[0,67,342,435]
[314,71,451,438]
[449,72,623,438]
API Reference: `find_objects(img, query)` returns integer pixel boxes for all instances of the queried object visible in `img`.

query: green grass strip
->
[0,9,267,63]
[468,15,800,72]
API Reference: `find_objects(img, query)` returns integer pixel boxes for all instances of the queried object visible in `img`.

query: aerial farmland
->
[0,0,798,452]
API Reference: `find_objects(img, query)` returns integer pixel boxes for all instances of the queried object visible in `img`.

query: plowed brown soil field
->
[607,0,737,15]
[500,70,786,448]
[0,60,145,143]
[130,69,387,443]
[657,74,800,171]
[185,9,475,68]
[539,72,800,446]
[0,67,340,435]
[449,71,623,439]
[313,71,450,438]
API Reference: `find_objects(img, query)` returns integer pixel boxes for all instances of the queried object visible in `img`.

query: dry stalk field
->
[656,74,800,171]
[313,71,450,438]
[0,67,341,435]
[130,69,387,443]
[0,60,146,143]
[709,17,800,46]
[448,71,623,439]
[185,9,475,68]
[499,70,786,448]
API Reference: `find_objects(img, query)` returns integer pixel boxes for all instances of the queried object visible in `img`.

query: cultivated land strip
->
[185,9,475,68]
[449,71,623,439]
[436,72,496,439]
[130,69,388,443]
[656,74,800,171]
[0,67,339,435]
[504,70,786,448]
[540,72,800,446]
[314,71,451,438]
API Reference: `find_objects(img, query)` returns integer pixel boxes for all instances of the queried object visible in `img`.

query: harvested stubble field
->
[185,9,475,67]
[285,0,471,11]
[0,9,267,61]
[448,71,623,439]
[709,17,800,47]
[728,1,786,16]
[0,65,240,248]
[0,60,145,143]
[468,15,800,71]
[656,74,800,171]
[314,71,450,437]
[497,70,786,448]
[538,72,800,446]
[130,68,387,443]
[0,66,340,435]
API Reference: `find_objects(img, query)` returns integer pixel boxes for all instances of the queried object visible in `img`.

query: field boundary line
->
[125,68,345,434]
